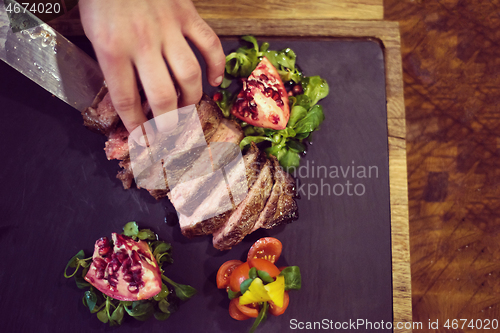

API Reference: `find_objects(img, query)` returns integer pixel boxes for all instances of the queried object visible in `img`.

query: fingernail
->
[214,75,223,86]
[138,132,155,146]
[138,135,147,146]
[156,109,179,134]
[130,122,155,147]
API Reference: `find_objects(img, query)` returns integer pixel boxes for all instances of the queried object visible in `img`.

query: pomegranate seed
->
[96,237,109,247]
[96,269,105,279]
[130,265,142,274]
[97,237,112,256]
[94,257,106,269]
[213,92,222,102]
[133,271,142,281]
[122,258,132,269]
[259,74,268,81]
[117,251,128,263]
[292,84,303,95]
[128,284,139,294]
[110,259,121,272]
[131,251,140,263]
[109,276,118,287]
[123,274,134,282]
[99,247,111,256]
[271,91,280,100]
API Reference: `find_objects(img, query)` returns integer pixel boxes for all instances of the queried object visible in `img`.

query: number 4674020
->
[5,2,61,15]
[444,319,498,330]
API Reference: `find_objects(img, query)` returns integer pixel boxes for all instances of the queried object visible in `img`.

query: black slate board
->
[0,37,392,332]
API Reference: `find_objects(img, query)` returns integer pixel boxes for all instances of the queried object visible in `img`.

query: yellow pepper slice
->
[239,276,286,308]
[239,278,272,305]
[264,275,285,307]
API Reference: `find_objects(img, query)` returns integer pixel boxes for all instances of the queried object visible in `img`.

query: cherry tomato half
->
[247,237,282,264]
[217,260,243,289]
[269,291,290,316]
[229,298,250,320]
[229,262,250,292]
[248,258,281,278]
[235,300,259,318]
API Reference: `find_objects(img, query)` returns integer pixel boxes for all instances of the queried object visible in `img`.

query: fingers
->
[185,16,226,87]
[134,48,179,133]
[94,50,148,136]
[163,34,203,108]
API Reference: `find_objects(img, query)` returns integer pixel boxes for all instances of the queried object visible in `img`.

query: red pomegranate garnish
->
[84,233,162,301]
[231,57,290,130]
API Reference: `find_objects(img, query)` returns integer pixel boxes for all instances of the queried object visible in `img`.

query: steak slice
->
[116,158,134,190]
[197,94,223,141]
[252,155,298,232]
[82,87,152,136]
[179,156,247,238]
[168,118,244,216]
[104,125,129,160]
[88,93,224,197]
[179,142,263,238]
[212,157,274,251]
[82,89,120,136]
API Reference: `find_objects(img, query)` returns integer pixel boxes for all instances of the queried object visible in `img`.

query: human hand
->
[79,0,225,140]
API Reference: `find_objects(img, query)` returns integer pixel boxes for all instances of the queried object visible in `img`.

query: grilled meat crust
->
[212,157,274,251]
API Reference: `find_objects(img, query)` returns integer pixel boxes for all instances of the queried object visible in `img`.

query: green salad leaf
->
[279,266,302,291]
[301,76,330,107]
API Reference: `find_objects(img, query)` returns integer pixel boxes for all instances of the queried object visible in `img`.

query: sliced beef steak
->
[83,92,224,199]
[179,142,263,238]
[197,94,223,141]
[104,125,129,160]
[252,155,298,232]
[169,118,244,216]
[179,156,248,238]
[261,162,298,229]
[212,157,274,251]
[82,89,120,135]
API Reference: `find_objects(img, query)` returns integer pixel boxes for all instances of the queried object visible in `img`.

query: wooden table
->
[385,0,500,331]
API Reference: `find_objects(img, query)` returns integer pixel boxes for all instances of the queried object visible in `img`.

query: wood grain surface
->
[385,0,500,331]
[193,0,383,20]
[47,1,383,36]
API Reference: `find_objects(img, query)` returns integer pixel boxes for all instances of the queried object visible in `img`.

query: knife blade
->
[0,0,104,112]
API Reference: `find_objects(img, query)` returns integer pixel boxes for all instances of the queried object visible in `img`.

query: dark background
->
[0,37,392,332]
